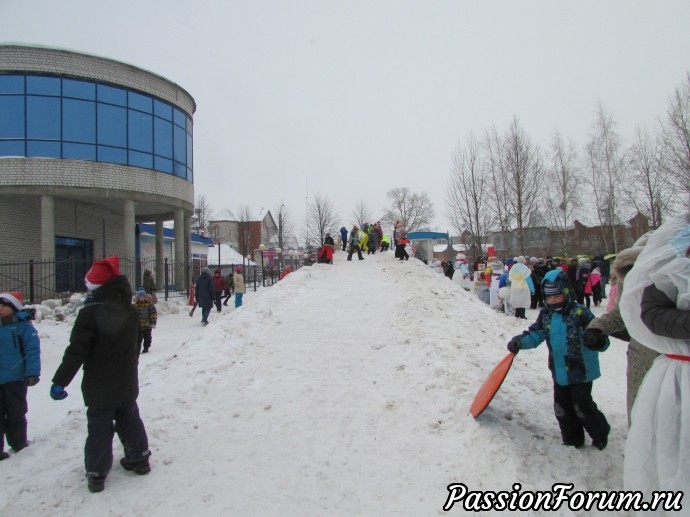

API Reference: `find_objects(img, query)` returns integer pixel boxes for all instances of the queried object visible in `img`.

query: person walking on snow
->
[50,256,151,493]
[195,267,214,326]
[507,269,610,450]
[133,287,157,353]
[347,225,364,261]
[233,266,245,308]
[0,292,40,461]
[212,268,224,312]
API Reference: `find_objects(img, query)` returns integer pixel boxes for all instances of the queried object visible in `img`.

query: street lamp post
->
[258,243,266,287]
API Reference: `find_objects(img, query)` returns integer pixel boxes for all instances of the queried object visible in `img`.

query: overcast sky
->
[3,1,690,232]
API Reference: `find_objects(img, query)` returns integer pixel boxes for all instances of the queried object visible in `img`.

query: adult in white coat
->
[619,200,690,504]
[509,257,534,319]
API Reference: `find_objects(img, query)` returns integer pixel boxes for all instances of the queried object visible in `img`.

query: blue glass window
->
[128,110,153,152]
[27,76,60,96]
[129,150,153,169]
[97,104,126,147]
[97,84,126,106]
[173,125,186,163]
[63,99,96,143]
[63,143,96,160]
[154,156,173,173]
[0,75,25,94]
[186,132,193,170]
[128,92,152,113]
[0,74,192,180]
[154,117,173,158]
[0,96,25,138]
[27,96,60,139]
[0,140,24,156]
[173,108,186,128]
[63,79,95,100]
[27,140,60,157]
[154,99,172,121]
[97,145,127,164]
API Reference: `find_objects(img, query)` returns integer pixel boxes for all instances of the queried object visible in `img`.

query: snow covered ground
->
[1,251,629,516]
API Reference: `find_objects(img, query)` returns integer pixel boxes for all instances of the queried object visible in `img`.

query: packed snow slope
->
[1,250,628,516]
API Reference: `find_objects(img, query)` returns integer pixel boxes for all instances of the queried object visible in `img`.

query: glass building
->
[0,45,197,299]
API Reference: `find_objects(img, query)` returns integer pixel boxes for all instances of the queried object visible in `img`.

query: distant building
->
[490,212,651,259]
[207,211,278,257]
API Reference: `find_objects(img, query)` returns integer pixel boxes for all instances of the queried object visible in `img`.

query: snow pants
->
[235,292,243,308]
[138,327,152,352]
[0,381,28,453]
[553,381,609,447]
[85,403,149,477]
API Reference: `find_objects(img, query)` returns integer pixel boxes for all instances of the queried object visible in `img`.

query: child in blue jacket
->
[506,269,611,449]
[0,292,40,460]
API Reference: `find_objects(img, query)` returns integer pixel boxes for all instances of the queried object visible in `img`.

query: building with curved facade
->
[0,44,196,299]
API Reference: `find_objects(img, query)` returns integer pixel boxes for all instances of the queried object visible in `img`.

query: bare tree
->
[483,126,512,236]
[382,187,434,232]
[584,104,627,253]
[662,72,690,194]
[275,203,296,251]
[544,131,580,256]
[626,126,675,228]
[499,117,544,255]
[194,194,215,234]
[305,194,339,249]
[351,201,373,229]
[446,134,492,263]
[236,205,254,263]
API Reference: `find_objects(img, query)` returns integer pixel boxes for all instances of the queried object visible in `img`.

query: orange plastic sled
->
[469,352,516,418]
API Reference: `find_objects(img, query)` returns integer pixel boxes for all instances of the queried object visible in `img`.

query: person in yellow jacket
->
[359,227,369,255]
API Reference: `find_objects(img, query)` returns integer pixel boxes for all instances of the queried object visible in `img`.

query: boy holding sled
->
[506,269,611,450]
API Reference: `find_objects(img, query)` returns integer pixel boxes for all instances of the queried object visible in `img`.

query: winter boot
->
[120,455,151,475]
[0,451,9,460]
[87,473,106,493]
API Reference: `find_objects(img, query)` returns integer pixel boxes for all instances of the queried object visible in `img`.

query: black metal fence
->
[0,256,288,304]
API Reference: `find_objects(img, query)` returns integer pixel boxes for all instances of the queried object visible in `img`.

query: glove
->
[583,329,606,350]
[50,384,68,401]
[24,376,40,387]
[507,340,521,354]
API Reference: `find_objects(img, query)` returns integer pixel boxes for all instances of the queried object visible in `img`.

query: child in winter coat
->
[0,292,40,460]
[133,288,157,353]
[507,269,610,450]
[233,266,245,308]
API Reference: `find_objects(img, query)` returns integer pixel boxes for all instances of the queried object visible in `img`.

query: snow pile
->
[0,251,628,516]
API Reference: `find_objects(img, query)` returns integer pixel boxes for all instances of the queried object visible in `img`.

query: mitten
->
[24,376,40,387]
[50,384,68,400]
[583,329,606,350]
[507,340,521,354]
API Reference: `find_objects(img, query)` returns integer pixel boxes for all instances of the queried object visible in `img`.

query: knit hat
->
[0,292,22,312]
[235,265,242,272]
[84,256,120,291]
[137,287,146,298]
[543,281,563,297]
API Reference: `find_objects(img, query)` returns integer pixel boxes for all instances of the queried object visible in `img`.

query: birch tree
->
[446,134,492,263]
[584,104,627,253]
[544,131,580,256]
[662,73,690,194]
[626,126,674,228]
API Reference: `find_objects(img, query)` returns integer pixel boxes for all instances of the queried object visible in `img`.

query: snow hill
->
[1,250,628,516]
